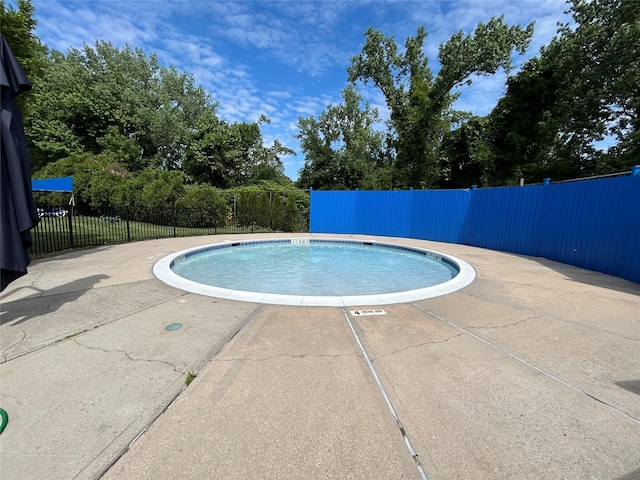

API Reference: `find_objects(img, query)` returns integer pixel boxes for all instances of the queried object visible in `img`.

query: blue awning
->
[32,176,73,192]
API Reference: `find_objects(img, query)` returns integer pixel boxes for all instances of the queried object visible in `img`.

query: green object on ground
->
[0,408,8,435]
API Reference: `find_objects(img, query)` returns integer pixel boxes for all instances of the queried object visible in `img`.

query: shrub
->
[271,192,285,231]
[141,171,186,208]
[256,191,271,228]
[283,193,299,232]
[174,185,229,228]
[237,190,258,227]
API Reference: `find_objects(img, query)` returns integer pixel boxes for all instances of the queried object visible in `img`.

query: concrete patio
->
[1,233,638,479]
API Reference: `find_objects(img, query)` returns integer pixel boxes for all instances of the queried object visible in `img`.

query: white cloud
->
[267,90,293,100]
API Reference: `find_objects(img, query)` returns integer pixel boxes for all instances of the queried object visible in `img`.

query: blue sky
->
[26,0,572,180]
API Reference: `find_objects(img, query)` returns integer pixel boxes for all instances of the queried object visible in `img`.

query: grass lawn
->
[30,214,276,257]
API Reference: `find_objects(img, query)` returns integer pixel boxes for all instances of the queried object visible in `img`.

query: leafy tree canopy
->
[0,0,47,113]
[23,33,291,189]
[295,85,389,190]
[482,0,639,184]
[348,17,533,188]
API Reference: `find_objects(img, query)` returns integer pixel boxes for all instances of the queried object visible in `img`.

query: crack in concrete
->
[1,291,188,365]
[460,291,639,342]
[464,314,544,330]
[372,333,465,361]
[415,303,640,425]
[219,352,359,362]
[1,329,27,364]
[72,339,180,372]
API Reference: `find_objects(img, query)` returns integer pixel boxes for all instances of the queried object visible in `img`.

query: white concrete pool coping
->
[152,237,477,306]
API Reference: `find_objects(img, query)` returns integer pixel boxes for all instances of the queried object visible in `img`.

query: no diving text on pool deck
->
[350,309,387,316]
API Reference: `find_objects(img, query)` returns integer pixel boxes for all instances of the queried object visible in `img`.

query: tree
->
[348,18,533,188]
[256,191,271,228]
[0,0,47,114]
[483,57,564,184]
[33,153,131,207]
[545,0,639,173]
[440,115,493,188]
[185,113,291,188]
[236,190,259,227]
[271,192,285,231]
[140,170,186,207]
[486,0,639,182]
[296,85,387,190]
[246,138,294,185]
[283,193,299,232]
[26,41,215,172]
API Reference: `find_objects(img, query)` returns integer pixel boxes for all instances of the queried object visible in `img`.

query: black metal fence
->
[30,204,310,256]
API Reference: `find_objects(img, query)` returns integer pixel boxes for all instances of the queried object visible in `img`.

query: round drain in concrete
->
[165,323,182,331]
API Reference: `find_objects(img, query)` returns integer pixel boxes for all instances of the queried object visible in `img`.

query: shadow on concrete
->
[512,254,640,296]
[615,380,640,396]
[615,467,640,480]
[0,274,109,326]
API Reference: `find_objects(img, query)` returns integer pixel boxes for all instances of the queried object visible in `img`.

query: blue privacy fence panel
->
[310,190,357,234]
[460,185,546,255]
[534,175,640,280]
[408,189,471,243]
[310,171,640,283]
[354,191,412,237]
[617,174,640,282]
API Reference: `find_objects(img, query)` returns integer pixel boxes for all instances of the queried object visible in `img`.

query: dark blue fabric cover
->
[1,34,39,292]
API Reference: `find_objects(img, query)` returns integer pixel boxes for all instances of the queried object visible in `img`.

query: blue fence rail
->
[310,167,640,284]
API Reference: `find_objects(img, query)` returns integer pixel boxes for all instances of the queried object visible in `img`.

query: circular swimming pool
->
[153,238,475,306]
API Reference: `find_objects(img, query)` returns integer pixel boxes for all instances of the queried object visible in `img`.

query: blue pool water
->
[171,240,459,297]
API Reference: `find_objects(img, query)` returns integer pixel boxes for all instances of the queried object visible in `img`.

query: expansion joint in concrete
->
[461,291,639,342]
[413,303,640,426]
[342,308,429,480]
[96,303,266,479]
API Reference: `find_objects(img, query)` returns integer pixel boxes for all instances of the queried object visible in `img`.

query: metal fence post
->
[126,206,131,242]
[173,206,177,237]
[68,205,75,249]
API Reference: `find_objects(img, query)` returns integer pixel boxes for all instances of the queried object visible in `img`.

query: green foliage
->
[295,85,388,190]
[34,154,309,236]
[0,0,37,67]
[271,192,285,231]
[256,191,271,228]
[184,113,291,188]
[0,0,47,114]
[34,154,191,209]
[546,0,639,172]
[174,185,229,228]
[185,372,196,386]
[348,19,533,188]
[26,41,215,172]
[140,171,186,208]
[441,115,494,187]
[283,193,300,232]
[482,0,639,184]
[34,153,130,207]
[237,190,258,227]
[248,138,294,185]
